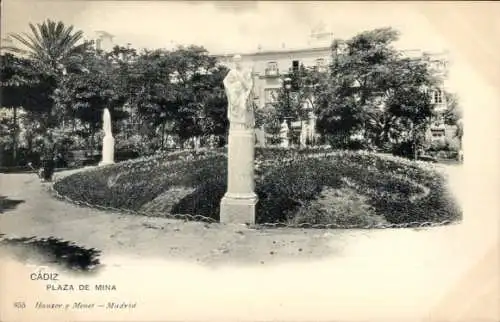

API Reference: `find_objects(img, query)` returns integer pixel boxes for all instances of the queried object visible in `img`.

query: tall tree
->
[4,19,86,76]
[128,46,228,148]
[3,20,92,159]
[127,48,178,148]
[166,45,224,144]
[273,64,324,123]
[315,27,438,155]
[52,46,129,151]
[0,53,55,162]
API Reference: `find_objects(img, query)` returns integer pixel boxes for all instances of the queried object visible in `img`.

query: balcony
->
[433,103,447,113]
[264,68,280,78]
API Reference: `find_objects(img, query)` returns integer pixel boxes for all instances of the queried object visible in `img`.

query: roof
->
[95,30,115,39]
[211,45,448,62]
[211,45,332,59]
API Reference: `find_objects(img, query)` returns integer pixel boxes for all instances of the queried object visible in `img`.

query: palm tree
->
[2,20,89,166]
[4,19,87,75]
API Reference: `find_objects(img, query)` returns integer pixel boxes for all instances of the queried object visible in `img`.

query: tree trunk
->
[411,121,417,160]
[161,120,166,149]
[12,106,18,164]
[90,125,95,153]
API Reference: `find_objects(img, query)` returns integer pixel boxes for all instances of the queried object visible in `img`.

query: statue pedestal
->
[220,124,257,225]
[99,135,115,166]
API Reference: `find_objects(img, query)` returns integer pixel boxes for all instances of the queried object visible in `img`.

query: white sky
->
[2,1,452,54]
[2,1,499,119]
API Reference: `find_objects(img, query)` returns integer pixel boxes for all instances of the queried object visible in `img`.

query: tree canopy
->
[314,27,439,153]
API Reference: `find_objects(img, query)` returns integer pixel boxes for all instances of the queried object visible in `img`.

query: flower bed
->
[53,148,462,227]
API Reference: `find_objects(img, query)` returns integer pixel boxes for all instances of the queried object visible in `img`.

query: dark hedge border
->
[53,149,462,227]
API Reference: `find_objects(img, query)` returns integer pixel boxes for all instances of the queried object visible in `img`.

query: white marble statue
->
[223,55,254,128]
[280,121,289,148]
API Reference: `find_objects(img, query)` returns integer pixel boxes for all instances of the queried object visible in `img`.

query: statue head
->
[233,54,242,70]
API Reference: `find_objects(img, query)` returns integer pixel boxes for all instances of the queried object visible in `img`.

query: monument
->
[99,108,115,166]
[219,55,258,225]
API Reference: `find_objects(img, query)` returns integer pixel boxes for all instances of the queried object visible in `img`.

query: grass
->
[53,147,462,228]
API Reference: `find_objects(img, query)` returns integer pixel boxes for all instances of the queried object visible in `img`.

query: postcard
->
[0,1,498,321]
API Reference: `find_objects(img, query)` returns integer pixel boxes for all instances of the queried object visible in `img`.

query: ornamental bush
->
[53,148,462,227]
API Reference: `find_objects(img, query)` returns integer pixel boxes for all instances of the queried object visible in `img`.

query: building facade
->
[84,28,455,147]
[212,32,334,143]
[212,33,451,146]
[94,31,115,52]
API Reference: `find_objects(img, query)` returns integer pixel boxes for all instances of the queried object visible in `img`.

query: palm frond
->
[8,20,85,73]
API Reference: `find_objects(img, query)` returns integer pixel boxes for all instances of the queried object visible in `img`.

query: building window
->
[267,61,278,71]
[265,61,279,76]
[431,60,447,72]
[432,89,443,104]
[95,38,102,50]
[315,58,326,71]
[315,58,325,66]
[431,129,445,138]
[264,88,279,104]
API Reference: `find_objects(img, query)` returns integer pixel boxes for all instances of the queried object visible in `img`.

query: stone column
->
[220,123,258,225]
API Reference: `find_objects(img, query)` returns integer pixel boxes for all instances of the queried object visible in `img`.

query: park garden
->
[1,20,463,228]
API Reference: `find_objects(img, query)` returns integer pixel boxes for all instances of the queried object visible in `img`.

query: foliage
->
[443,92,462,126]
[255,105,281,138]
[52,45,129,150]
[127,46,229,148]
[2,19,90,163]
[4,19,87,76]
[290,187,388,227]
[272,64,325,123]
[313,27,438,155]
[54,148,461,227]
[3,21,463,167]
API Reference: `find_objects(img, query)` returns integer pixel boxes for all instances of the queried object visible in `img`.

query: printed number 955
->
[14,302,26,309]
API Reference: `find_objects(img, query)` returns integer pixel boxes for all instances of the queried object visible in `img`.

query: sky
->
[2,0,455,54]
[1,1,499,119]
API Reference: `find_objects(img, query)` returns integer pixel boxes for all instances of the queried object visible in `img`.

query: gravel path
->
[0,164,498,322]
[0,170,355,266]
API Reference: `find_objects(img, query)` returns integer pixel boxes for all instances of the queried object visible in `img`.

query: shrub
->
[290,187,388,227]
[53,148,462,228]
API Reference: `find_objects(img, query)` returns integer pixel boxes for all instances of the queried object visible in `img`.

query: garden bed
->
[52,148,462,228]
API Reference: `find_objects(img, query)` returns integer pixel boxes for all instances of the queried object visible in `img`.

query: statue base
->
[100,135,115,166]
[220,193,257,225]
[219,123,257,225]
[98,161,115,166]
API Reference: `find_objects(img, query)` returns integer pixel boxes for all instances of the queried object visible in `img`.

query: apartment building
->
[214,38,451,143]
[94,31,115,52]
[89,28,452,145]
